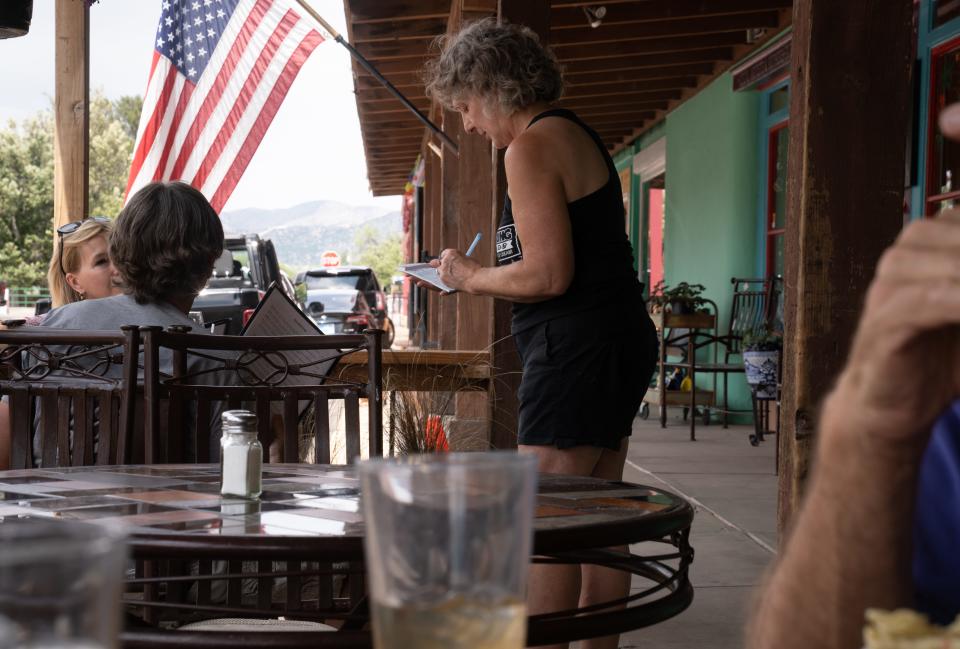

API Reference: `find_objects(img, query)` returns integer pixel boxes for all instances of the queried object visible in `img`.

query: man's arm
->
[747,211,960,649]
[745,387,920,649]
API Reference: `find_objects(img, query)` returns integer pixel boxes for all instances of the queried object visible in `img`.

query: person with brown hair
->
[0,182,225,470]
[43,180,224,327]
[422,18,658,649]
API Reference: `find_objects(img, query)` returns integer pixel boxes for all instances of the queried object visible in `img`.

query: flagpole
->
[294,0,459,157]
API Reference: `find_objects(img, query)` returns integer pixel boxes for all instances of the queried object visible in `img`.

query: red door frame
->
[766,120,788,278]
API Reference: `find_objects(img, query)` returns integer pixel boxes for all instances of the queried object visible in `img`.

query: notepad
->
[400,263,456,293]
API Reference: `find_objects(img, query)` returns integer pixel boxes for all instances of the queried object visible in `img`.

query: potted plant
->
[741,329,782,399]
[648,281,708,315]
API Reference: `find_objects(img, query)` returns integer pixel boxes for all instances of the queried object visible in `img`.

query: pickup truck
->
[190,233,293,334]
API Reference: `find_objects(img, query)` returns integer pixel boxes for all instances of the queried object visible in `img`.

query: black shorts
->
[513,309,658,450]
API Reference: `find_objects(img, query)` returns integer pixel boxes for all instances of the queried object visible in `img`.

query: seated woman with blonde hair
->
[0,216,123,467]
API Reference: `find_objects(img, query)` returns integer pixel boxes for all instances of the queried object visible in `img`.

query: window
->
[933,0,960,28]
[926,35,960,214]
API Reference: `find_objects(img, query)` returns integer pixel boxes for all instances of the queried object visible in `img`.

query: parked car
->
[295,266,395,346]
[191,234,290,334]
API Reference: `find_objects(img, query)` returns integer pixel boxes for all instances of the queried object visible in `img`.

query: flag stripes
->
[126,0,325,212]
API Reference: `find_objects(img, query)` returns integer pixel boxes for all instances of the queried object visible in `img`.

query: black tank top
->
[495,108,644,333]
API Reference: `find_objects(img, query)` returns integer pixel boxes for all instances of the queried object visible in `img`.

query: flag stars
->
[194,17,202,27]
[206,12,214,22]
[177,57,184,67]
[192,1,200,10]
[207,28,215,38]
[198,47,207,57]
[188,67,196,77]
[165,16,173,27]
[216,8,225,18]
[156,35,165,47]
[185,36,193,46]
[186,52,195,62]
[162,0,170,10]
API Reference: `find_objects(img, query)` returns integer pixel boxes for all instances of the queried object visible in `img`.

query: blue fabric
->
[914,400,960,624]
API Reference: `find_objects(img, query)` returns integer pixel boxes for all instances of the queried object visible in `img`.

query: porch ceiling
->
[343,0,793,196]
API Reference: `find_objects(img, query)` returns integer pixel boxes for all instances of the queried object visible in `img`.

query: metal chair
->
[692,278,782,431]
[129,326,383,631]
[0,325,142,467]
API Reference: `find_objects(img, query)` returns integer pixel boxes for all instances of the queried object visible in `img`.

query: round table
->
[0,463,694,647]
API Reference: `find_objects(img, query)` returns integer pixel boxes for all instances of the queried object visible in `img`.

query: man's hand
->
[826,208,960,453]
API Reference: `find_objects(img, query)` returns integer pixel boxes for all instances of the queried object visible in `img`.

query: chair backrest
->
[140,327,383,464]
[725,277,782,353]
[0,326,141,468]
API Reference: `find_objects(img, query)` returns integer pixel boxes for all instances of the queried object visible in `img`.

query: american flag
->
[125,0,326,211]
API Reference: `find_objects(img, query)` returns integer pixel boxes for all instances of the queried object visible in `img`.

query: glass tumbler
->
[0,519,126,649]
[359,451,538,649]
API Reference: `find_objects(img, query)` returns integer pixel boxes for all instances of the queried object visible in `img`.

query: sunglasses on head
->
[57,216,111,276]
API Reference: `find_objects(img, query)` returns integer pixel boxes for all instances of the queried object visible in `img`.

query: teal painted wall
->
[664,72,762,417]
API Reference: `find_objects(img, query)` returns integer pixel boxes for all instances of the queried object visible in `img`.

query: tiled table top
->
[0,464,692,554]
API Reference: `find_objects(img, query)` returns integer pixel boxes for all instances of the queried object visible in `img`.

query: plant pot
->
[743,349,779,399]
[670,300,693,315]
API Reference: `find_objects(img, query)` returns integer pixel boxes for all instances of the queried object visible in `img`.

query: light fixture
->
[582,5,606,29]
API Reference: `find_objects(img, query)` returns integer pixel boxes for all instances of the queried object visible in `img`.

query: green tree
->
[89,91,136,217]
[354,225,403,290]
[0,110,55,287]
[110,95,143,140]
[0,92,139,288]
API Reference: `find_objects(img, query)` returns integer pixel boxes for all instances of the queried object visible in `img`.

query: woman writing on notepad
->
[422,18,658,649]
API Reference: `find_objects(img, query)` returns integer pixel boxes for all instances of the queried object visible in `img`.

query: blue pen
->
[465,232,482,257]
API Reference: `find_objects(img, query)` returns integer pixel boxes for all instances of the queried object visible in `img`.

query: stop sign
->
[321,250,340,267]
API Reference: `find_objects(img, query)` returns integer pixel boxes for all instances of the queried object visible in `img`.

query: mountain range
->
[220,200,402,269]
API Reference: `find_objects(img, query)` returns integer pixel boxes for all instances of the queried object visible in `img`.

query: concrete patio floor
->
[619,414,778,649]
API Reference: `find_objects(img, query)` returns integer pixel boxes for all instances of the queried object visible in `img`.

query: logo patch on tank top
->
[496,223,523,264]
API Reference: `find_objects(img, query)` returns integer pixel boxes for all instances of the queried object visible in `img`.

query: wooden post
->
[488,0,551,449]
[53,0,89,229]
[439,109,461,351]
[426,149,442,345]
[778,0,913,532]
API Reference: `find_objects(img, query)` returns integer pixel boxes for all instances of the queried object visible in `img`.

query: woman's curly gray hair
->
[424,18,563,113]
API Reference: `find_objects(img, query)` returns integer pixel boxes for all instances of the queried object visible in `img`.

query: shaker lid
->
[222,410,258,428]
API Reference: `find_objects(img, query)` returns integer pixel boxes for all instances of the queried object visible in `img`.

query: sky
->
[0,0,402,213]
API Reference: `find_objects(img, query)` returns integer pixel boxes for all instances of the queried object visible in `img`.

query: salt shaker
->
[220,410,262,499]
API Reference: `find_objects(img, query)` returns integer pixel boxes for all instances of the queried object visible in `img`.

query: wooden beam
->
[352,16,448,42]
[611,8,792,156]
[564,78,696,96]
[778,0,913,534]
[348,0,450,24]
[440,108,460,351]
[53,0,89,230]
[550,0,792,28]
[564,63,715,85]
[550,12,780,45]
[553,31,747,60]
[560,47,734,73]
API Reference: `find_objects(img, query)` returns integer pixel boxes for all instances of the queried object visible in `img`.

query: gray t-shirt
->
[39,294,223,461]
[43,293,196,333]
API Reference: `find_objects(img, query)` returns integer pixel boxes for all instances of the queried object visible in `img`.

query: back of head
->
[423,17,563,114]
[110,181,224,305]
[47,218,113,308]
